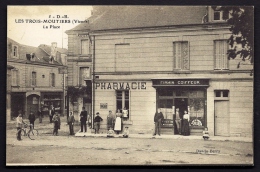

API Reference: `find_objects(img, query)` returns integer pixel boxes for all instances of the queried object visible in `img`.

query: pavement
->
[74,129,253,143]
[7,116,253,143]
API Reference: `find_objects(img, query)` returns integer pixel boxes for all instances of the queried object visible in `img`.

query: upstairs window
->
[13,46,18,58]
[80,67,91,86]
[81,40,89,55]
[214,40,229,70]
[173,41,189,70]
[50,73,55,87]
[31,71,36,86]
[115,44,130,72]
[210,6,230,22]
[11,69,19,86]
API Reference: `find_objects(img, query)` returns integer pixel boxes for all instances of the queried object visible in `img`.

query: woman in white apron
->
[114,109,122,134]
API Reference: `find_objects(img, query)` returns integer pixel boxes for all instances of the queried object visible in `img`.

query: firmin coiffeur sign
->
[152,79,209,87]
[95,82,146,90]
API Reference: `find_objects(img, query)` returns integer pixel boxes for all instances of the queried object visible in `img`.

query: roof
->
[68,6,207,32]
[7,37,65,66]
[38,44,68,55]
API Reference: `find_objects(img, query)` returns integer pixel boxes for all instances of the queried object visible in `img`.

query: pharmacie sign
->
[95,82,146,90]
[152,79,209,87]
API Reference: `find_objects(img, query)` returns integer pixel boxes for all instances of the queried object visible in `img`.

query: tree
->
[214,6,254,67]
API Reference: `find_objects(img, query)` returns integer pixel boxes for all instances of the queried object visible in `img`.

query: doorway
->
[214,100,230,136]
[175,98,188,118]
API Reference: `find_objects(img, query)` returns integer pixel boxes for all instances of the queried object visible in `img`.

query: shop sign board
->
[152,79,209,87]
[100,103,108,109]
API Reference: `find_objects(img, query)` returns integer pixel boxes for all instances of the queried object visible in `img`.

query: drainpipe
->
[92,35,95,129]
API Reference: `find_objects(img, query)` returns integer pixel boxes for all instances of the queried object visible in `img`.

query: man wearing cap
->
[94,112,103,134]
[28,111,36,129]
[107,110,115,131]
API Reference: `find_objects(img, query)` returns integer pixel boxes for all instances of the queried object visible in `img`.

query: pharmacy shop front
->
[152,79,209,135]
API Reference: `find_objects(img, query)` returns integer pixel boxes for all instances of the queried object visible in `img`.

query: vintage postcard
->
[6,5,254,165]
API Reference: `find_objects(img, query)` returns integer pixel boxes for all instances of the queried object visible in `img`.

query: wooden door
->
[214,101,230,136]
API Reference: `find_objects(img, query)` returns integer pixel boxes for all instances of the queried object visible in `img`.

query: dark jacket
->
[28,113,36,122]
[68,115,75,123]
[80,111,88,122]
[154,112,164,122]
[94,116,103,122]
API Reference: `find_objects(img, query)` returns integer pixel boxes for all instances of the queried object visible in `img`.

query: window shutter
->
[17,70,20,86]
[49,73,52,87]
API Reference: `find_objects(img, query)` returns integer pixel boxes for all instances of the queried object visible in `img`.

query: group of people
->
[77,107,129,137]
[16,106,209,140]
[153,108,191,136]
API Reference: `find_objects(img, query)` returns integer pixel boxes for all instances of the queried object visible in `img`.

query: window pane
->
[32,72,36,85]
[215,91,221,97]
[81,40,89,54]
[189,98,205,126]
[158,89,173,96]
[80,67,90,85]
[223,90,229,97]
[214,11,220,20]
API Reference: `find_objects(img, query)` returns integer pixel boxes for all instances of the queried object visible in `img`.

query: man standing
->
[175,108,182,134]
[153,108,164,136]
[28,111,36,129]
[80,107,88,133]
[107,110,115,130]
[68,112,75,135]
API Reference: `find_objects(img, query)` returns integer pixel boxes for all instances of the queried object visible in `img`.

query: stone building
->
[7,38,68,120]
[66,6,253,137]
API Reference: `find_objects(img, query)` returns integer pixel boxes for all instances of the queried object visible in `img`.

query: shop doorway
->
[174,98,188,117]
[27,94,40,117]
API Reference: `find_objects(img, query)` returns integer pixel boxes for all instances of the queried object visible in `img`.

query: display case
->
[42,94,62,115]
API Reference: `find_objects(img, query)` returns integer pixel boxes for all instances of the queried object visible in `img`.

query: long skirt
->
[114,117,122,131]
[182,119,190,136]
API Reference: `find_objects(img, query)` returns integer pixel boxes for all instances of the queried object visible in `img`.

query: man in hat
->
[80,106,88,133]
[28,111,36,129]
[67,111,75,135]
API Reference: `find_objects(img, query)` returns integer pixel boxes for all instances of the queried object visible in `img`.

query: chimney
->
[51,42,57,61]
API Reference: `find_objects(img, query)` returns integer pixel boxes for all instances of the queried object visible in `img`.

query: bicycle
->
[16,123,39,140]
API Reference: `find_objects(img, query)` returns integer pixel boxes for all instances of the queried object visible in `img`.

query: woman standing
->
[114,109,122,134]
[182,110,190,136]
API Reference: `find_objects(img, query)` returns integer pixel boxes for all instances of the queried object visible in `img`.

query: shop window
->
[81,39,89,55]
[158,89,173,97]
[11,69,19,86]
[80,67,91,86]
[115,44,130,72]
[50,73,55,87]
[214,40,229,70]
[189,98,205,127]
[31,71,36,86]
[173,41,189,70]
[215,90,229,98]
[116,90,129,119]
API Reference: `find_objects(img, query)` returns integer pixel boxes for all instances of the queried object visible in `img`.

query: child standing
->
[123,126,129,138]
[202,127,210,140]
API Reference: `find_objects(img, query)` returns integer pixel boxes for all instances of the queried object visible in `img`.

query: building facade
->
[7,38,67,120]
[67,6,253,137]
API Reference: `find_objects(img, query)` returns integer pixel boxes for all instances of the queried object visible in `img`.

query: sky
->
[7,6,93,49]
